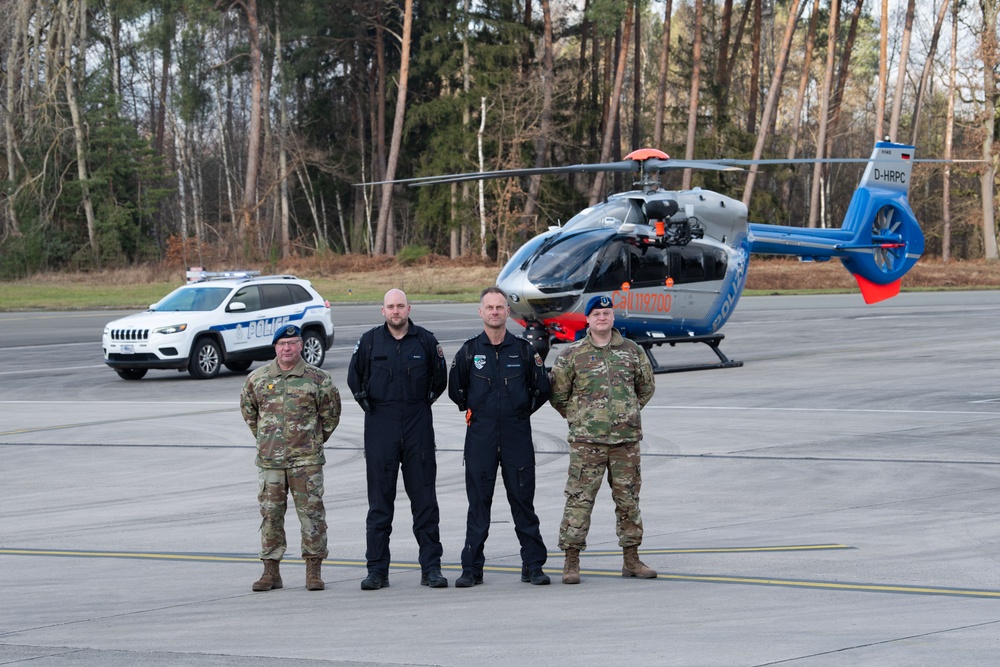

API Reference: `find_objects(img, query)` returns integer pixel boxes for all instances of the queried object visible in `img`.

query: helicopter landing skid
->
[639,335,743,374]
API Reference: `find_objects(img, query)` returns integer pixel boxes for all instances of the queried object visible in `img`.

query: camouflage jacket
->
[549,329,655,445]
[240,357,342,468]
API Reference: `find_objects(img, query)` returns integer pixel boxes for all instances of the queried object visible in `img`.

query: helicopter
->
[369,141,924,373]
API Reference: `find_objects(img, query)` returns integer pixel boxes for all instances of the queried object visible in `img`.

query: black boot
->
[361,571,389,590]
[521,566,551,585]
[455,569,483,588]
[420,567,448,588]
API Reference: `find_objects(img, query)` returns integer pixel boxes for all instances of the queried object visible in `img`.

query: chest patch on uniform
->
[473,354,486,370]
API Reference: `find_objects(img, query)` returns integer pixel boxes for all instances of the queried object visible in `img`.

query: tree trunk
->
[747,0,762,134]
[714,0,734,135]
[374,0,414,256]
[888,0,915,141]
[226,0,264,250]
[653,0,672,147]
[523,0,554,230]
[60,0,99,265]
[826,0,864,158]
[682,0,703,190]
[631,5,641,150]
[981,0,1000,260]
[742,0,804,206]
[942,0,957,261]
[276,16,290,259]
[2,0,29,238]
[589,1,634,206]
[787,0,821,162]
[808,0,840,228]
[478,96,488,258]
[875,0,888,140]
[909,0,950,144]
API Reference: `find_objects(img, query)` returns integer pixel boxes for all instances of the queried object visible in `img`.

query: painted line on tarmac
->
[0,364,106,375]
[645,405,1000,416]
[571,544,854,556]
[0,408,237,436]
[5,547,1000,599]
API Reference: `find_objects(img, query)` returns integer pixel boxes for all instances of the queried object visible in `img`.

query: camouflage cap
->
[272,324,302,345]
[585,294,613,315]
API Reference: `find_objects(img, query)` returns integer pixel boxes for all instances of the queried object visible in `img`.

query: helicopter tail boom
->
[748,142,924,303]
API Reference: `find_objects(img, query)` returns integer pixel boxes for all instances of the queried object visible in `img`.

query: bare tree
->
[218,0,264,249]
[682,0,703,190]
[714,0,734,134]
[2,0,29,239]
[826,0,865,158]
[523,0,554,229]
[374,0,414,256]
[59,0,99,264]
[980,0,1000,260]
[742,0,804,206]
[652,0,673,147]
[808,0,840,228]
[747,0,762,134]
[875,0,889,139]
[588,1,634,206]
[942,0,958,261]
[888,0,915,141]
[909,0,951,144]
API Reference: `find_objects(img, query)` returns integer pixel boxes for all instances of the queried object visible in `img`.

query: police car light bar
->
[186,267,261,283]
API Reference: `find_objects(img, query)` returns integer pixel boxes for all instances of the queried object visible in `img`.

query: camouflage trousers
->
[558,440,643,551]
[258,465,328,560]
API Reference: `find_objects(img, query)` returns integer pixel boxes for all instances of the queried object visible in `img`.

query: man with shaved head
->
[348,289,449,590]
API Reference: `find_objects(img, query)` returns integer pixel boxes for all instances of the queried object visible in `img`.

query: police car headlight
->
[153,324,188,335]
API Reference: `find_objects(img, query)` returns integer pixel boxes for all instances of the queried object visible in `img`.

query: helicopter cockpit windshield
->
[526,228,615,293]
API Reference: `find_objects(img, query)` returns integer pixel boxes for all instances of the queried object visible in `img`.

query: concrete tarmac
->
[2,291,1000,666]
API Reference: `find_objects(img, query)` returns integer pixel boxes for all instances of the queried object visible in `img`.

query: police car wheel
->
[116,368,147,381]
[188,339,222,379]
[301,330,325,367]
[224,360,253,373]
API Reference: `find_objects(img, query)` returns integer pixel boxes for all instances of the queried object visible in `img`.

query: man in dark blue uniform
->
[348,288,449,590]
[448,286,552,587]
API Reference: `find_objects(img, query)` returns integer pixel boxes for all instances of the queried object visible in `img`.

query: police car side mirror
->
[228,302,247,312]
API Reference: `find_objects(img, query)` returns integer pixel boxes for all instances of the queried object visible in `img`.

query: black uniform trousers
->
[462,415,546,573]
[364,400,443,576]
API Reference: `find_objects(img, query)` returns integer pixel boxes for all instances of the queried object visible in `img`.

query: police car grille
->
[111,328,150,341]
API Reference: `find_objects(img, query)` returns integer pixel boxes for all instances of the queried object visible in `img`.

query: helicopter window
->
[526,230,614,293]
[589,242,629,291]
[562,199,642,232]
[663,246,729,284]
[629,246,670,287]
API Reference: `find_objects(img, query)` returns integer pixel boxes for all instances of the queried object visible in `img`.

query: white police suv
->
[102,273,335,380]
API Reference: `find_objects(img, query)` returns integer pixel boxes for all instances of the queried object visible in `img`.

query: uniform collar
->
[585,327,624,348]
[271,357,306,377]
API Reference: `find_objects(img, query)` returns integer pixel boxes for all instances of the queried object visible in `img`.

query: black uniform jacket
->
[448,331,551,428]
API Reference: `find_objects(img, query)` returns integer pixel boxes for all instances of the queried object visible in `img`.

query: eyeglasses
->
[275,339,302,348]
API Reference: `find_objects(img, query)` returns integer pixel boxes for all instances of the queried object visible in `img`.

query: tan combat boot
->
[562,549,581,584]
[622,546,657,579]
[305,557,325,591]
[252,559,283,591]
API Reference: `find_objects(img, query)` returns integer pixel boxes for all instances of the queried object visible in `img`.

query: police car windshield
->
[155,287,231,312]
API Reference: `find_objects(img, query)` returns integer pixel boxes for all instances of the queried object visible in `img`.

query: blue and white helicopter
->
[384,141,924,372]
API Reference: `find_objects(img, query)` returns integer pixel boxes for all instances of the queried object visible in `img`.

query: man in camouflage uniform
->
[241,324,341,592]
[549,294,656,584]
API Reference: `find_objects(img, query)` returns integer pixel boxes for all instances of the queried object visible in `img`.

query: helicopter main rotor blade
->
[356,161,641,188]
[642,159,744,172]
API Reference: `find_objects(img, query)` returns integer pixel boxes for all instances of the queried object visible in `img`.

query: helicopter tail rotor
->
[748,141,924,304]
